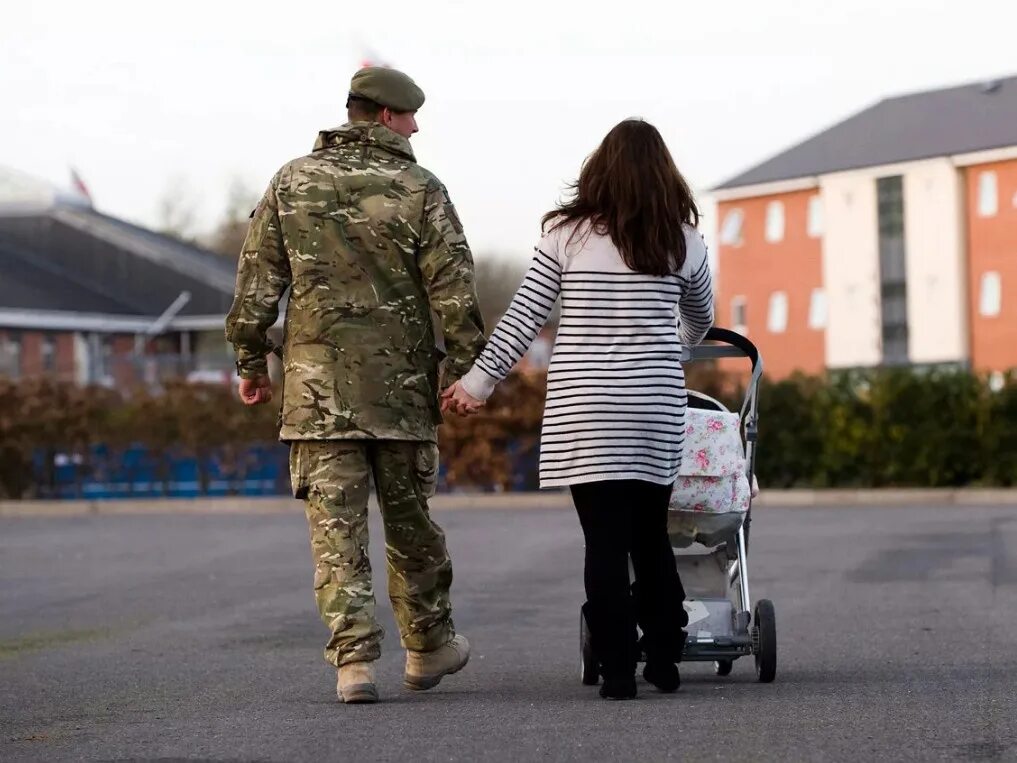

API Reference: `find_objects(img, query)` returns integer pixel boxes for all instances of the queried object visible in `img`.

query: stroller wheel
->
[752,599,777,683]
[714,659,733,676]
[580,608,599,685]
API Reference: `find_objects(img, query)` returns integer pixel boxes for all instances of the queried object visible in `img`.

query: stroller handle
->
[682,327,764,425]
[686,327,763,380]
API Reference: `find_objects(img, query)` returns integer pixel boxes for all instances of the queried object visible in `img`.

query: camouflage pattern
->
[290,439,453,667]
[225,122,486,442]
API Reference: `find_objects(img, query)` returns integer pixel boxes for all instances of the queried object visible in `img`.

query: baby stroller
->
[579,327,776,683]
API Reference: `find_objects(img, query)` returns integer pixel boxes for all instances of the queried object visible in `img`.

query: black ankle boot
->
[599,675,637,700]
[642,660,680,692]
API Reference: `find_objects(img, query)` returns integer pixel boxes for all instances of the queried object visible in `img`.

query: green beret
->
[348,67,425,112]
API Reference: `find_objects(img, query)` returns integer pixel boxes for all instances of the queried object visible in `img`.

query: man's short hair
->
[346,95,384,122]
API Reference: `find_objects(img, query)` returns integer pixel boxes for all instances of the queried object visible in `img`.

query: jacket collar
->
[312,122,415,162]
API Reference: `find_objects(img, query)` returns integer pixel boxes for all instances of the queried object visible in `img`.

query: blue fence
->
[31,439,542,499]
[32,443,291,500]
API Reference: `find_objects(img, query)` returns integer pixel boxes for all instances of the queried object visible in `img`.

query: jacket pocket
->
[289,442,311,499]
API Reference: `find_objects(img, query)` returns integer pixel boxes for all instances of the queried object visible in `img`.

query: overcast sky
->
[4,0,1016,260]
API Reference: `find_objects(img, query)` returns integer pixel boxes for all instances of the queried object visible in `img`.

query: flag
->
[70,167,93,205]
[358,45,391,69]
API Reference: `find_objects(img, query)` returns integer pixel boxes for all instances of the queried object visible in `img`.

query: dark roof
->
[715,75,1017,191]
[0,204,238,318]
[0,241,138,314]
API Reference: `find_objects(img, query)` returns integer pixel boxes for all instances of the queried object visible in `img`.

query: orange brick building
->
[712,75,1017,379]
[964,157,1017,372]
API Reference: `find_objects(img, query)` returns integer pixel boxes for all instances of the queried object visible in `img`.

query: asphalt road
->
[1,502,1015,762]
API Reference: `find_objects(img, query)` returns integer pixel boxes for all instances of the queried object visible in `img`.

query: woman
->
[444,119,714,700]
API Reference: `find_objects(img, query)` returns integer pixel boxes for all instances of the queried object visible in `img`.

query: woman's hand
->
[441,380,485,416]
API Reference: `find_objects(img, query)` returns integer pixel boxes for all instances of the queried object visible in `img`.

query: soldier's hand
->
[238,374,273,406]
[441,380,484,416]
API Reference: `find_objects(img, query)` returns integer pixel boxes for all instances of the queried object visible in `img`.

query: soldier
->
[225,66,486,704]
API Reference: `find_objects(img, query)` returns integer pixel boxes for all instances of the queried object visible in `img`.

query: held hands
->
[441,380,485,417]
[238,374,273,406]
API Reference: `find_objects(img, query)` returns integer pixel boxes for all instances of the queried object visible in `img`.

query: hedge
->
[757,368,1017,488]
[1,366,1015,499]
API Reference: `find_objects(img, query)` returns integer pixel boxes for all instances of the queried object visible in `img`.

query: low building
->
[0,168,247,386]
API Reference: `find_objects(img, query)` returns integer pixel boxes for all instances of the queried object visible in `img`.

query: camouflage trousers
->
[289,440,454,667]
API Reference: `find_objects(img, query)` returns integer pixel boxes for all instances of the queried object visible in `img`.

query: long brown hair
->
[543,119,699,276]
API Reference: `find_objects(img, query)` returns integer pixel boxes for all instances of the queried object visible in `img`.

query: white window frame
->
[720,208,744,246]
[731,296,747,334]
[765,201,785,243]
[978,171,998,217]
[980,271,1002,317]
[808,288,828,330]
[807,195,823,238]
[767,291,788,333]
[2,334,22,379]
[41,335,56,372]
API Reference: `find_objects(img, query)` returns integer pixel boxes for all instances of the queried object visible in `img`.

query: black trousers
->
[571,479,688,679]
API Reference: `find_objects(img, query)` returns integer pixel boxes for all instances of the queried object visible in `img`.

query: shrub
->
[3,366,1016,498]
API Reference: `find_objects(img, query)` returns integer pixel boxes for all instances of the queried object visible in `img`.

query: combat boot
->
[337,661,378,704]
[404,634,470,690]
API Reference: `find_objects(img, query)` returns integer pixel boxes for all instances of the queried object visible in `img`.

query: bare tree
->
[156,176,200,243]
[204,178,259,259]
[472,254,559,328]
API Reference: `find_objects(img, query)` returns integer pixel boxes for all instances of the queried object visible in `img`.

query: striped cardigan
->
[460,222,714,488]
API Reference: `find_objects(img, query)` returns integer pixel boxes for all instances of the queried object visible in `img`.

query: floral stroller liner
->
[668,402,754,548]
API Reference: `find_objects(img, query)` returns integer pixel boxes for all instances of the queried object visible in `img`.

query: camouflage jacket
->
[225,122,486,442]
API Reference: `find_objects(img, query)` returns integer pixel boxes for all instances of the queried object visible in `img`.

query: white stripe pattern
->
[460,223,714,488]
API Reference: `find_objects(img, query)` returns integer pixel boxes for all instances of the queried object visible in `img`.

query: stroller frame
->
[579,327,776,683]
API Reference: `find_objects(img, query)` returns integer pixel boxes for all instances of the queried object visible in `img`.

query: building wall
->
[0,328,225,385]
[902,160,968,365]
[0,329,78,381]
[819,158,968,369]
[55,333,76,379]
[19,331,42,376]
[715,188,825,378]
[109,334,138,389]
[965,157,1017,372]
[820,172,882,368]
